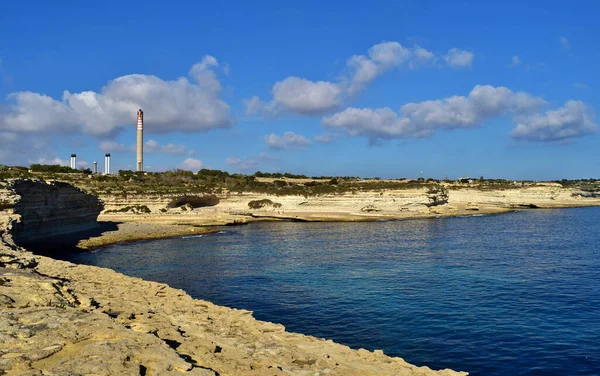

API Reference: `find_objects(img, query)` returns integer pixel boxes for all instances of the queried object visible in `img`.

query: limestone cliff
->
[0,180,466,375]
[96,184,600,225]
[7,180,103,245]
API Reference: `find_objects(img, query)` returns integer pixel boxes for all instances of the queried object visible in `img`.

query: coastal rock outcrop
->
[8,180,103,245]
[0,181,467,375]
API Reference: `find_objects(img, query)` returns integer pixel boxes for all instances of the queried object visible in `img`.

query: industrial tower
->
[136,109,144,172]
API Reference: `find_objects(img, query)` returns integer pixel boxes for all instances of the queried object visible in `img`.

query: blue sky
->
[0,0,598,180]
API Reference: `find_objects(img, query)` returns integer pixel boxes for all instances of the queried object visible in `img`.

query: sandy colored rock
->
[0,247,466,376]
[2,178,600,375]
[0,180,467,375]
[77,222,217,249]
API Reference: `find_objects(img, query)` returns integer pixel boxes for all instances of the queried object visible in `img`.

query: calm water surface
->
[65,208,600,375]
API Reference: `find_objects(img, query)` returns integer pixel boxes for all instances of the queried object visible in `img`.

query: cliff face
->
[9,180,104,245]
[97,184,600,225]
[0,181,466,375]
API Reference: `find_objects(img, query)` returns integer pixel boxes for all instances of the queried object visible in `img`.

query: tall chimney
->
[93,161,97,174]
[136,109,144,172]
[70,154,77,170]
[105,153,111,175]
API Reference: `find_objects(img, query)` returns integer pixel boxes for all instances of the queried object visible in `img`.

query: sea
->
[63,207,600,376]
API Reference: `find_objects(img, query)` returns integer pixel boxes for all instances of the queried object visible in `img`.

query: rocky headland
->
[94,181,600,229]
[1,175,600,375]
[0,179,467,375]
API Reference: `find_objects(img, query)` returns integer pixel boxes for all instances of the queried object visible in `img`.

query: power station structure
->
[69,110,143,175]
[104,153,111,175]
[136,109,144,172]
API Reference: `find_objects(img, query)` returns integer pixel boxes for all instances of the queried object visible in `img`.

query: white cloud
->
[245,41,467,118]
[180,158,203,171]
[511,100,596,142]
[314,132,342,143]
[0,56,233,137]
[272,77,343,115]
[245,77,342,117]
[560,37,570,50]
[225,157,242,165]
[347,42,413,95]
[510,56,521,68]
[243,96,278,118]
[573,83,589,89]
[323,107,420,141]
[445,48,474,68]
[189,55,222,95]
[323,85,593,143]
[265,131,312,150]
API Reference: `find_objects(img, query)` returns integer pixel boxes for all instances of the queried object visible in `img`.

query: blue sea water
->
[64,208,600,375]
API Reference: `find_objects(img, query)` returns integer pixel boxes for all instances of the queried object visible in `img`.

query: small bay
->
[64,208,600,376]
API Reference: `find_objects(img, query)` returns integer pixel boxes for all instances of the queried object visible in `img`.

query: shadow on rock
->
[9,180,116,257]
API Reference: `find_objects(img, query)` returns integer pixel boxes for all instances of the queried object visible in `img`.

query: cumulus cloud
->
[445,48,474,68]
[0,56,233,138]
[273,77,342,115]
[511,101,596,142]
[181,158,203,171]
[245,77,342,117]
[323,107,419,142]
[189,55,222,95]
[346,42,413,95]
[245,41,467,118]
[265,131,311,150]
[323,85,594,143]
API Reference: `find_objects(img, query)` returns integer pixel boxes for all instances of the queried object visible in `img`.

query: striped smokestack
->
[136,109,144,172]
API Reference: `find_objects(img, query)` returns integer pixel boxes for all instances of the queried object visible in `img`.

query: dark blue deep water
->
[65,208,600,375]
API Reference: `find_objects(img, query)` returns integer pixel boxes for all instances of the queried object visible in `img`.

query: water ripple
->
[65,207,600,376]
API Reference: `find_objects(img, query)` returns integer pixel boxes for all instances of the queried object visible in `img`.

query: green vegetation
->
[248,199,282,209]
[104,205,151,214]
[167,195,220,209]
[30,164,92,174]
[0,164,598,199]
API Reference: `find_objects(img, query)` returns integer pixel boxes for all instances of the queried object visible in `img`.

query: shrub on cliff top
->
[248,199,282,209]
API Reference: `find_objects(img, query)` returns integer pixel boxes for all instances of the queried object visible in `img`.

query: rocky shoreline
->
[0,227,467,376]
[0,179,468,375]
[2,178,600,375]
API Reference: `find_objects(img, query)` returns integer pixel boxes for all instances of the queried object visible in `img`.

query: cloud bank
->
[0,56,233,138]
[322,85,596,143]
[245,42,473,118]
[265,131,311,150]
